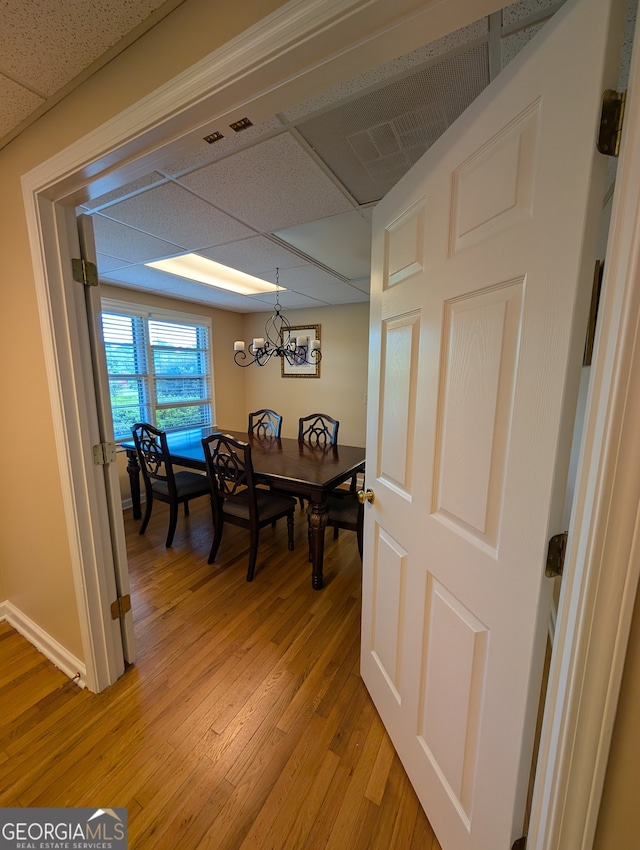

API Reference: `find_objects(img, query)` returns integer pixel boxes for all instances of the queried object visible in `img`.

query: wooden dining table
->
[121,426,366,589]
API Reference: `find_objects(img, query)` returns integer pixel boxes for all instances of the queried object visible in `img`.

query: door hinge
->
[546,531,568,578]
[110,594,132,620]
[93,441,117,465]
[72,257,99,287]
[597,89,626,157]
[512,837,527,850]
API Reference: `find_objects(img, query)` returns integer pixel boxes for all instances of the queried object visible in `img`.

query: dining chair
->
[202,432,296,580]
[298,413,339,446]
[248,408,283,438]
[131,422,211,548]
[298,411,363,496]
[308,490,364,562]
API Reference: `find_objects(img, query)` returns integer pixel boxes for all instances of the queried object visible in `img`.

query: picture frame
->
[281,324,321,378]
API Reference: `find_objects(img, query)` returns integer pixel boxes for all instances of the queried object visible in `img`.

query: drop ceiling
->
[6,0,633,313]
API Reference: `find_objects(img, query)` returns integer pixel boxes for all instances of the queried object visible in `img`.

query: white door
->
[76,213,136,663]
[361,0,625,847]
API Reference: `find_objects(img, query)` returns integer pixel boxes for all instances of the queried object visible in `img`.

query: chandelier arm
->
[234,350,259,367]
[232,268,322,368]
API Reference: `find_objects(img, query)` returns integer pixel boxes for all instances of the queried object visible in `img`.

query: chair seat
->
[307,492,363,561]
[326,494,360,526]
[152,470,209,499]
[224,490,297,522]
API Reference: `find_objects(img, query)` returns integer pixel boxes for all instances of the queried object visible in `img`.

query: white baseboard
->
[0,600,87,688]
[121,493,146,511]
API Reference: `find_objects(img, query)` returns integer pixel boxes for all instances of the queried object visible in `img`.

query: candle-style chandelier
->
[233,269,322,368]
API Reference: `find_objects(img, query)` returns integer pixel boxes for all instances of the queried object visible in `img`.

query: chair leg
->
[207,520,224,564]
[139,493,153,535]
[166,502,179,547]
[287,512,294,551]
[184,500,190,516]
[357,524,363,561]
[246,527,260,581]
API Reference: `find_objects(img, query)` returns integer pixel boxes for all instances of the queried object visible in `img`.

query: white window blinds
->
[101,304,213,441]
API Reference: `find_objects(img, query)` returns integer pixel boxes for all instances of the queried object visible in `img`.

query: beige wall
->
[242,302,369,447]
[594,580,640,847]
[0,0,287,661]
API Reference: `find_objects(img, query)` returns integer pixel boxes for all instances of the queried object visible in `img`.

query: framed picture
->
[281,324,321,378]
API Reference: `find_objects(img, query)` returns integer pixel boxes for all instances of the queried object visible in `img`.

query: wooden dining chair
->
[308,490,364,562]
[328,492,364,560]
[298,412,363,497]
[131,422,211,547]
[248,409,283,438]
[202,432,296,580]
[298,413,339,446]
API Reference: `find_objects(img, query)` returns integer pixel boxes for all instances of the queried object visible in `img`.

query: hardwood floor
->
[0,498,441,849]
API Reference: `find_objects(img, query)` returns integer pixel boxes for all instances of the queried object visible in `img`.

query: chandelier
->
[233,269,322,368]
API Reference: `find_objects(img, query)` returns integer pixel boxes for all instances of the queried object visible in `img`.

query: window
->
[101,300,213,441]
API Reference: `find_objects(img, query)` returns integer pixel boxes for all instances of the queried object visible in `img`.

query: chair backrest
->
[202,433,257,519]
[132,423,176,494]
[298,413,339,446]
[248,409,282,438]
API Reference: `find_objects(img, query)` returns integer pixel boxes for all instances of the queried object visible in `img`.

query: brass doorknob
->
[357,488,375,504]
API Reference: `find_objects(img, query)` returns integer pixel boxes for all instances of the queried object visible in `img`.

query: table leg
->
[126,449,142,520]
[308,500,328,590]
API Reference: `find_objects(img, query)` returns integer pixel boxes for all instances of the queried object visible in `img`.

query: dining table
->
[121,426,366,589]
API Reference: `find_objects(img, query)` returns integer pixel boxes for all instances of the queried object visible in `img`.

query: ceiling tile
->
[296,42,489,204]
[91,214,183,263]
[198,236,308,276]
[275,210,373,280]
[159,280,258,311]
[82,172,168,211]
[502,24,544,66]
[289,282,370,305]
[96,252,132,273]
[282,19,488,122]
[248,290,327,310]
[177,132,353,231]
[502,0,559,27]
[0,76,44,137]
[97,182,255,249]
[0,0,169,95]
[162,116,285,176]
[100,262,188,289]
[270,265,346,292]
[348,277,371,294]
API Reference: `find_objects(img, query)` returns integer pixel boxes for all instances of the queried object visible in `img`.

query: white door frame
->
[529,23,640,844]
[19,0,640,844]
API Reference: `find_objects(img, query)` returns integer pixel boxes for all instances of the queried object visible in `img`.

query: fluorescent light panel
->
[146,254,283,295]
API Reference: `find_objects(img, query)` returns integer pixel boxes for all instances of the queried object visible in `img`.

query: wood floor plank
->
[365,728,397,805]
[0,498,441,849]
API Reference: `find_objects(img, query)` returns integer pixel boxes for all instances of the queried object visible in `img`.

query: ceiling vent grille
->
[297,42,490,204]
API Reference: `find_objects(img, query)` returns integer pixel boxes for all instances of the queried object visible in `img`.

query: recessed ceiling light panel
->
[146,254,283,295]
